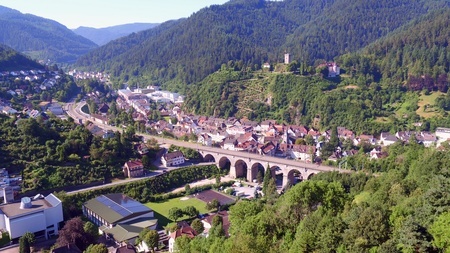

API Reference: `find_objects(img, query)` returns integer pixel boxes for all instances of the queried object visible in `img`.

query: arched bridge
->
[197,148,347,187]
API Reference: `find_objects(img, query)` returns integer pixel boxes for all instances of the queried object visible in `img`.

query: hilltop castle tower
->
[284,53,290,64]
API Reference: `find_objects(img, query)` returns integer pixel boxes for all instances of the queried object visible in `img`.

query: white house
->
[279,144,316,162]
[198,133,212,146]
[435,127,450,145]
[161,151,185,167]
[2,106,17,115]
[379,132,398,146]
[0,194,63,240]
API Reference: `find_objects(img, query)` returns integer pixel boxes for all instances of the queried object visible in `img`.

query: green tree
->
[168,207,184,222]
[184,184,192,195]
[262,164,273,196]
[265,177,278,200]
[191,218,205,234]
[256,170,263,184]
[83,221,98,240]
[141,155,150,168]
[19,232,35,253]
[183,206,199,218]
[143,230,159,253]
[305,135,315,146]
[19,236,30,253]
[174,235,191,253]
[84,244,108,253]
[206,199,220,211]
[430,211,450,251]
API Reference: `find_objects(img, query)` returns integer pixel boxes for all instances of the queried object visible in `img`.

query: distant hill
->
[0,6,97,64]
[76,0,450,90]
[72,23,159,46]
[0,44,43,71]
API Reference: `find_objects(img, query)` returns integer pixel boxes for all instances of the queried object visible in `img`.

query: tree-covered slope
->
[340,9,450,85]
[286,0,449,63]
[0,6,97,63]
[72,23,159,46]
[76,0,449,89]
[75,0,337,89]
[0,44,43,71]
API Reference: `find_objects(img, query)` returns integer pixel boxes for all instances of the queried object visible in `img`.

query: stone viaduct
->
[197,148,345,187]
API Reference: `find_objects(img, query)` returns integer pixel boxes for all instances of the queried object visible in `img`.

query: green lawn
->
[146,197,209,227]
[416,91,444,118]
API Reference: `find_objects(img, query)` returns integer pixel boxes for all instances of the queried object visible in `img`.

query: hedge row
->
[60,164,223,219]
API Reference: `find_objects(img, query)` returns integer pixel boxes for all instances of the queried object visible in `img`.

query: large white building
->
[0,194,63,240]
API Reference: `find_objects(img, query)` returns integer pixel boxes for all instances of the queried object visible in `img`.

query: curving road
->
[66,102,348,175]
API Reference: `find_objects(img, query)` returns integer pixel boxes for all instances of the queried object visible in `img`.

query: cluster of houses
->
[110,86,450,164]
[0,98,65,119]
[68,69,110,83]
[1,69,61,95]
[150,115,450,163]
[116,87,184,118]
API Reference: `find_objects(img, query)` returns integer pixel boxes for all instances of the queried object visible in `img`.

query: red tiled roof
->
[125,160,143,170]
[170,225,197,239]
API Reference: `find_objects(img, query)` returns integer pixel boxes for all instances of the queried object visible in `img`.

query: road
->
[66,101,347,175]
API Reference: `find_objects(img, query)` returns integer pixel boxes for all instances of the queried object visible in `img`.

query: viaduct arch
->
[198,150,337,187]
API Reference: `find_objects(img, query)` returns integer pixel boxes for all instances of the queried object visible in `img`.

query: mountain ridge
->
[75,0,450,89]
[72,23,159,46]
[0,5,97,64]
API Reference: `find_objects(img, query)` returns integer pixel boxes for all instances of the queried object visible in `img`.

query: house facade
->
[123,160,144,178]
[162,151,185,167]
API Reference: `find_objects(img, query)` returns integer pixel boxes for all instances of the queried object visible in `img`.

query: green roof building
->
[83,193,157,243]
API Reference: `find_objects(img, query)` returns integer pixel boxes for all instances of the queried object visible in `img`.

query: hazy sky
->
[0,0,230,29]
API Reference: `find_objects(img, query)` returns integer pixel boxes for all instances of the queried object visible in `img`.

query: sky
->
[0,0,230,29]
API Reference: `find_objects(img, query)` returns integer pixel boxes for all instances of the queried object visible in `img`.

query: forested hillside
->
[340,9,450,88]
[185,67,450,134]
[0,6,97,63]
[285,0,449,63]
[72,23,159,46]
[76,0,318,90]
[75,0,449,89]
[0,44,43,70]
[173,141,450,252]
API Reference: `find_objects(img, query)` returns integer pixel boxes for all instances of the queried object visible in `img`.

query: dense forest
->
[0,6,97,63]
[0,114,148,192]
[173,142,450,252]
[0,44,43,71]
[339,9,450,86]
[75,0,449,90]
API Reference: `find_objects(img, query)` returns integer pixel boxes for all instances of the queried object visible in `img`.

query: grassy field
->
[374,116,392,124]
[416,91,444,118]
[145,197,209,227]
[395,92,419,117]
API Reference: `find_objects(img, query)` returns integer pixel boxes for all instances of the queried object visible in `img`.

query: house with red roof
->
[168,224,197,252]
[123,160,144,178]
